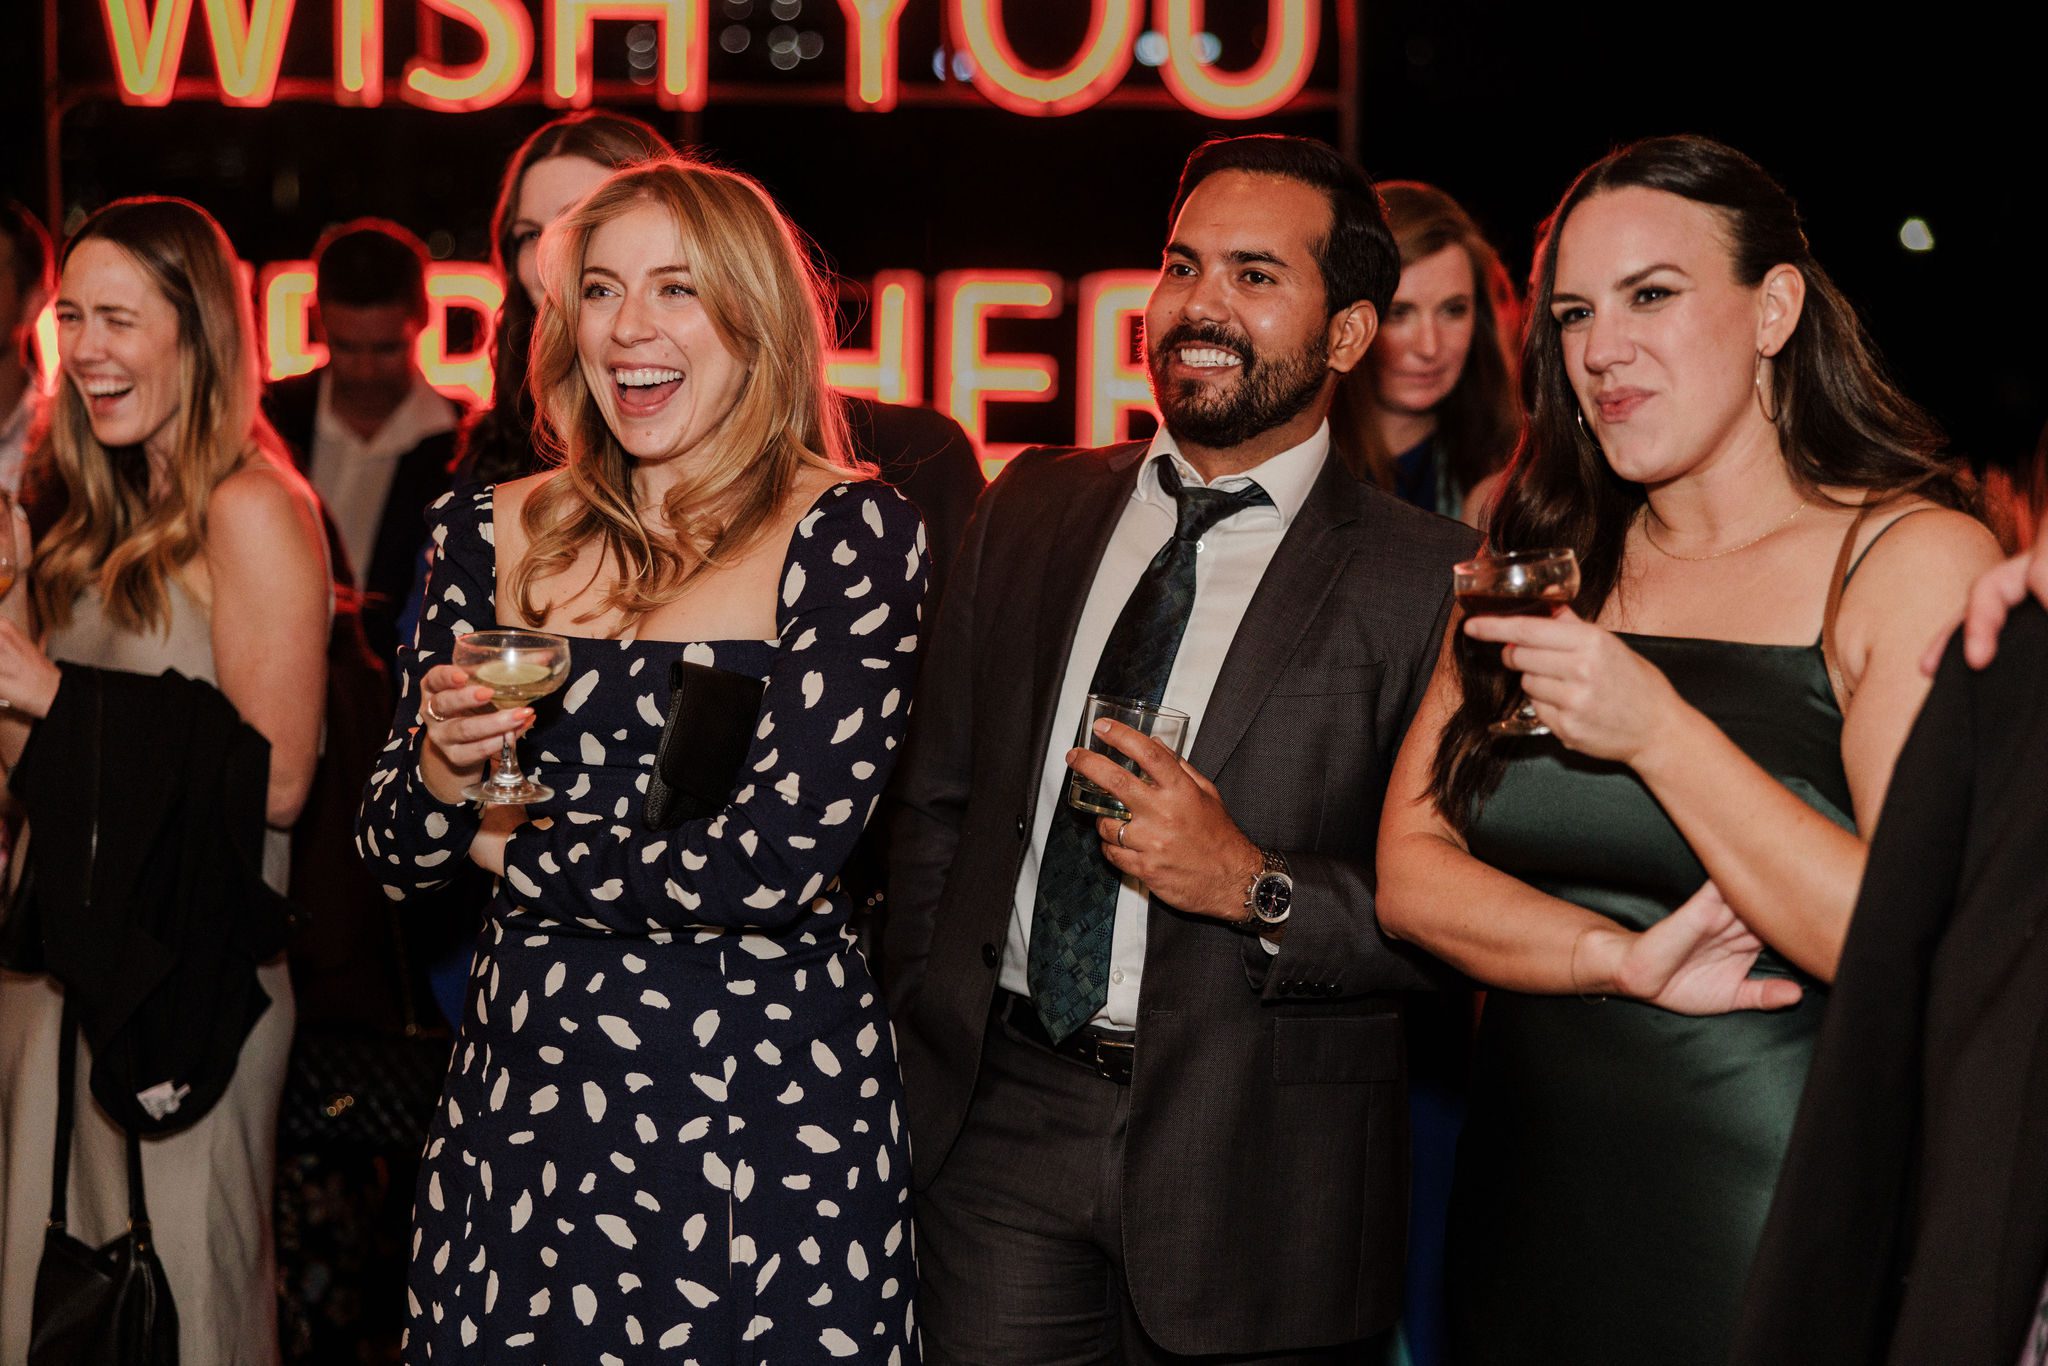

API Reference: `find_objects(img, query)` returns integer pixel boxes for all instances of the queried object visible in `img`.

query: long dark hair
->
[455,111,671,486]
[1334,181,1520,502]
[1429,134,1973,827]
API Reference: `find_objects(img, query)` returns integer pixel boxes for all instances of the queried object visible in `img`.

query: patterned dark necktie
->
[1028,456,1273,1042]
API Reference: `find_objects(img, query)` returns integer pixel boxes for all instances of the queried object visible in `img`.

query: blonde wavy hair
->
[511,157,869,629]
[33,196,286,634]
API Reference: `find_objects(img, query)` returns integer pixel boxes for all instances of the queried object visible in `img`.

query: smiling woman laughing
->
[354,158,929,1363]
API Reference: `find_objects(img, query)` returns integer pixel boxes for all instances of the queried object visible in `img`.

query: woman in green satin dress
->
[1375,135,2002,1366]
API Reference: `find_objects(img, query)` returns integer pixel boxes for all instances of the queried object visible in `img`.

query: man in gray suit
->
[885,135,1478,1362]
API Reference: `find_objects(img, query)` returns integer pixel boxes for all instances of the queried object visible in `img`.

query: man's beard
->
[1146,321,1328,451]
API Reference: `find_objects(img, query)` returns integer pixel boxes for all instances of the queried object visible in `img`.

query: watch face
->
[1253,874,1292,921]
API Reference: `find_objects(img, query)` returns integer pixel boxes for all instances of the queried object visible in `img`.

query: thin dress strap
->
[1821,503,1939,706]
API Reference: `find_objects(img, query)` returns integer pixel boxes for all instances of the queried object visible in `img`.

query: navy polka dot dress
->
[356,481,928,1363]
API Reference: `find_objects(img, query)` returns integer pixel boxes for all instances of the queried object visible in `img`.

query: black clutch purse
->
[642,659,768,830]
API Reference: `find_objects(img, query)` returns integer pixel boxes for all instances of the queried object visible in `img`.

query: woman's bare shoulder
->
[208,456,321,550]
[491,469,561,521]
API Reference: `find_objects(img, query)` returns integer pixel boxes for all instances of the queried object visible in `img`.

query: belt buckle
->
[1090,1035,1134,1085]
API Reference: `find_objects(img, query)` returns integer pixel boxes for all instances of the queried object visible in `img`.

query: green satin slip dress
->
[1445,631,1851,1366]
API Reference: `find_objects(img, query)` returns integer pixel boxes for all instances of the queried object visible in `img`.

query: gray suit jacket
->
[884,439,1476,1355]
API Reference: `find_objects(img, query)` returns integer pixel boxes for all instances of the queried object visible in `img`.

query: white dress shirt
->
[308,373,458,586]
[999,422,1331,1029]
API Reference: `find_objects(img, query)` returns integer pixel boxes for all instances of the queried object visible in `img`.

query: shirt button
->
[1110,969,1125,985]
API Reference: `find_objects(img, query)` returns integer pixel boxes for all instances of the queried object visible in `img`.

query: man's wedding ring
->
[1116,819,1130,849]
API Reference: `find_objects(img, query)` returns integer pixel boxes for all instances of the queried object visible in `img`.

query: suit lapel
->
[1022,444,1148,763]
[1187,451,1361,777]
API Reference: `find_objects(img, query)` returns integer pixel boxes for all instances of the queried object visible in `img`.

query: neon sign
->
[241,262,1154,467]
[259,260,505,407]
[99,0,299,106]
[88,0,1326,118]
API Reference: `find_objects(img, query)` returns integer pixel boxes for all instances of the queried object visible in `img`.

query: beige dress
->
[0,580,294,1366]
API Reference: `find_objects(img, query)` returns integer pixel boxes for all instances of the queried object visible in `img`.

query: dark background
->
[2,1,2037,465]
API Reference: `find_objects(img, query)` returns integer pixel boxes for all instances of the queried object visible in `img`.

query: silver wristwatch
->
[1241,848,1293,929]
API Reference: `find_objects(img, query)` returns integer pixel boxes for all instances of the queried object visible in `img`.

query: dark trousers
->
[916,1001,1384,1365]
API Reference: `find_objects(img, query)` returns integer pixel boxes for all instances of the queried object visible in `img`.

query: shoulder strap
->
[48,997,76,1230]
[1821,505,1874,707]
[1821,504,1939,706]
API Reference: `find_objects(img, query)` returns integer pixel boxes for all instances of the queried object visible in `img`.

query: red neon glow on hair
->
[260,262,324,382]
[100,0,296,107]
[936,270,1060,472]
[404,0,532,112]
[949,0,1140,118]
[1156,0,1319,119]
[419,266,505,408]
[547,0,708,111]
[1077,270,1157,447]
[334,0,384,106]
[837,0,912,112]
[828,271,925,405]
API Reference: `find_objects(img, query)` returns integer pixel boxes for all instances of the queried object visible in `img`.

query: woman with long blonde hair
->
[358,158,927,1360]
[0,196,329,1365]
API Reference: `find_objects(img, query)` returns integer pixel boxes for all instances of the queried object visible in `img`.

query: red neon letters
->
[100,0,297,107]
[547,0,708,110]
[334,0,383,105]
[935,270,1061,469]
[406,0,534,112]
[827,271,925,405]
[250,264,1153,450]
[96,0,1321,117]
[836,0,914,112]
[1075,270,1157,447]
[1157,0,1319,119]
[949,0,1140,118]
[260,260,503,408]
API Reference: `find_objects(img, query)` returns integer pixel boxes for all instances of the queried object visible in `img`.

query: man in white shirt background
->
[264,219,460,664]
[0,202,53,501]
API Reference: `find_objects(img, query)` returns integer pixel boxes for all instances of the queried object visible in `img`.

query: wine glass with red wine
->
[1454,548,1581,737]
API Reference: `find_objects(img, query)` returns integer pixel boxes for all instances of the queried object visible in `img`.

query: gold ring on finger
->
[424,698,448,724]
[1116,819,1131,849]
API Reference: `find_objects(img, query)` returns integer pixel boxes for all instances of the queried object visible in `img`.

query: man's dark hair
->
[312,217,430,321]
[1168,135,1399,319]
[1,200,54,300]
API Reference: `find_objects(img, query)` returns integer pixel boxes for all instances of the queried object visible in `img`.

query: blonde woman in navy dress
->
[356,158,927,1362]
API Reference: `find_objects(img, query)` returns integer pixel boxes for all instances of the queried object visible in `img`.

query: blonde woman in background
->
[0,196,329,1365]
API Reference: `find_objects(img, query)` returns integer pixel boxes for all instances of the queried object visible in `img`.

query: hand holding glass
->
[1454,548,1581,737]
[1066,695,1191,818]
[452,629,571,804]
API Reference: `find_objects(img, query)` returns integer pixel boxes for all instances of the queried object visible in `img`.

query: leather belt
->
[994,991,1135,1085]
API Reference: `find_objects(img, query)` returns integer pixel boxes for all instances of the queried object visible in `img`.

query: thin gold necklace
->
[1641,499,1806,562]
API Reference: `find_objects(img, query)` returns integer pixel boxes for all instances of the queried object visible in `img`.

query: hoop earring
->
[1754,351,1782,424]
[1575,406,1598,446]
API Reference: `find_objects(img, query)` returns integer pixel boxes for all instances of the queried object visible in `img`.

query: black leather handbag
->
[28,1000,180,1366]
[642,659,768,830]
